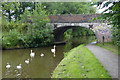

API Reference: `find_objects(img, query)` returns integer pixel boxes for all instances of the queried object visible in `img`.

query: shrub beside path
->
[86,44,119,79]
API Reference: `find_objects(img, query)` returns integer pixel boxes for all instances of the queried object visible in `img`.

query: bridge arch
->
[54,25,95,42]
[49,23,112,43]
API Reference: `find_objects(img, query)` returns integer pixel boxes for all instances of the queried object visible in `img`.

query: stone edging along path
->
[86,44,119,79]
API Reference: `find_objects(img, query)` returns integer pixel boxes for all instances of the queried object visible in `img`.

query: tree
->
[19,3,54,47]
[96,1,120,46]
[2,3,54,48]
[1,2,36,21]
[42,2,96,15]
[1,2,20,21]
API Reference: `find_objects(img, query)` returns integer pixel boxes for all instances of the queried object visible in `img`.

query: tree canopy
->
[42,2,96,14]
[1,2,96,22]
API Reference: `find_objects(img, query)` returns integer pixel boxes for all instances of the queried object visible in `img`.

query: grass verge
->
[52,45,111,78]
[96,42,119,55]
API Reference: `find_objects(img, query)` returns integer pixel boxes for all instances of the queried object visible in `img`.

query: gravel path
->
[86,44,119,78]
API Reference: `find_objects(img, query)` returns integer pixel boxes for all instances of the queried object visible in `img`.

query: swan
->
[40,53,44,57]
[16,74,21,76]
[30,50,35,58]
[51,45,56,54]
[51,45,56,57]
[53,54,56,57]
[16,64,22,69]
[25,59,30,64]
[6,63,11,69]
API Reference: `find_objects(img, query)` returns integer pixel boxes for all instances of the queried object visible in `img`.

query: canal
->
[2,36,95,78]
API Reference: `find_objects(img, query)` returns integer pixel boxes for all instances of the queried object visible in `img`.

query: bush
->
[2,29,21,48]
[111,27,120,46]
[2,4,54,49]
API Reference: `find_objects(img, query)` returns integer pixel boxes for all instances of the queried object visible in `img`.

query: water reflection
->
[64,36,96,52]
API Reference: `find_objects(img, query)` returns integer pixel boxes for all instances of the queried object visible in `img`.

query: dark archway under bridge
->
[53,25,95,42]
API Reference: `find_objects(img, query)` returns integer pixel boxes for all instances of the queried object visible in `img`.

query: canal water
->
[2,45,64,78]
[2,36,96,78]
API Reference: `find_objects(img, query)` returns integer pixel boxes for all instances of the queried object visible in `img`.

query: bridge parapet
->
[48,14,106,23]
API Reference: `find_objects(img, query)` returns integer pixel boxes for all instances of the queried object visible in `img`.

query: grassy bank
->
[52,45,111,78]
[96,42,119,55]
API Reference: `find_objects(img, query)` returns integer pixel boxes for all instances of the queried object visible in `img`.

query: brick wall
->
[48,14,102,23]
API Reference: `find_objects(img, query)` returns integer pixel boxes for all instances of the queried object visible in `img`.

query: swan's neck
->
[54,46,56,49]
[31,50,32,53]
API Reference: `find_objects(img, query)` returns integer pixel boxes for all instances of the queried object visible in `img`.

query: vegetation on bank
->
[2,4,54,49]
[96,42,119,55]
[52,45,110,78]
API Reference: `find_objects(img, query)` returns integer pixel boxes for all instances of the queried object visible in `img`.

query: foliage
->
[2,29,21,48]
[111,27,119,46]
[2,3,54,49]
[42,2,96,14]
[1,2,36,21]
[52,45,111,78]
[64,27,95,40]
[20,4,54,48]
[1,2,96,20]
[1,2,20,21]
[95,1,120,46]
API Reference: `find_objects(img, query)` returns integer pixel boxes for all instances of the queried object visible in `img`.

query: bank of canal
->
[52,45,111,78]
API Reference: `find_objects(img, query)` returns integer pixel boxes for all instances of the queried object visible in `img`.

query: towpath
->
[86,44,119,79]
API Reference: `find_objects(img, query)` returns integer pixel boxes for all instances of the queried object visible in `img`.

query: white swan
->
[25,59,30,64]
[53,54,56,57]
[6,63,11,69]
[40,53,44,57]
[16,73,21,76]
[51,45,56,57]
[51,45,56,53]
[30,50,35,58]
[16,64,22,69]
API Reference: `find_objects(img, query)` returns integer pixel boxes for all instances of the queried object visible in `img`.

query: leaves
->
[42,2,96,15]
[2,3,54,49]
[96,1,120,46]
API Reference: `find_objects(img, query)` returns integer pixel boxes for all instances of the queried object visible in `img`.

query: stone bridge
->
[48,14,112,43]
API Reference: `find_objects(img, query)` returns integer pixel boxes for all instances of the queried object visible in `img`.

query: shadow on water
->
[2,36,95,78]
[64,36,96,52]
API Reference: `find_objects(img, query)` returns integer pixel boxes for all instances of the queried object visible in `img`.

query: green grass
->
[52,45,111,78]
[96,42,119,55]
